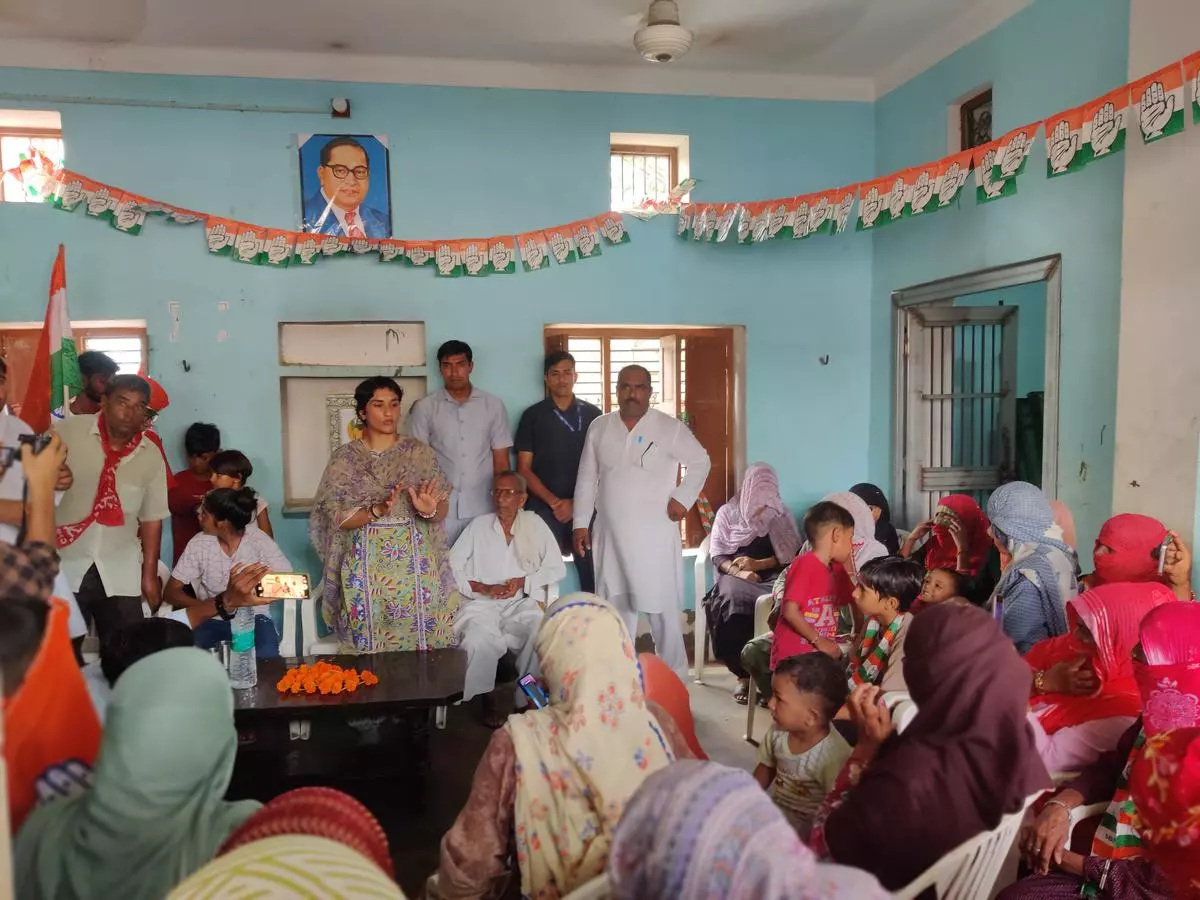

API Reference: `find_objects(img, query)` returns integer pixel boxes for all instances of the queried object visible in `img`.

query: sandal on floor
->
[733,683,749,705]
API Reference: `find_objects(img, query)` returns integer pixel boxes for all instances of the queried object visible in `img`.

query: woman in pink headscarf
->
[703,463,801,702]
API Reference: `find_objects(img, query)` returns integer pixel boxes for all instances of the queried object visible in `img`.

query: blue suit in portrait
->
[303,194,391,238]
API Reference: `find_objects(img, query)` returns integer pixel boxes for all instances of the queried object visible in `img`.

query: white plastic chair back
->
[300,580,339,656]
[692,536,711,682]
[892,794,1039,900]
[562,874,611,899]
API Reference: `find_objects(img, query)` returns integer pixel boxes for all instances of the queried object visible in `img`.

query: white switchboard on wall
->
[279,321,426,368]
[281,375,427,509]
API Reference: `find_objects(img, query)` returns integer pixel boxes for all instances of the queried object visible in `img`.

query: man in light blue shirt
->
[409,340,512,545]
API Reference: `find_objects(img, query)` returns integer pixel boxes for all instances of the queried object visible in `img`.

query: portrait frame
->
[325,393,364,454]
[298,133,393,239]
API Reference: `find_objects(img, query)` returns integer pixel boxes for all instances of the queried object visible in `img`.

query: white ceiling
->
[0,0,1033,100]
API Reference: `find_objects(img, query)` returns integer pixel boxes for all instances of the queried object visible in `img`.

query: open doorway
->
[892,256,1061,527]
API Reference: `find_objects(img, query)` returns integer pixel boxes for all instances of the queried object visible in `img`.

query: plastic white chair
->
[883,690,919,733]
[692,536,712,683]
[562,874,611,899]
[893,794,1040,900]
[742,589,776,742]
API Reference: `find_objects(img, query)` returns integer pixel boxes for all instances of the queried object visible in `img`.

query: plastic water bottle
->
[229,607,258,689]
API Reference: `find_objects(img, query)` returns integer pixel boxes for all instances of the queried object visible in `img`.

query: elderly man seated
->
[449,470,565,727]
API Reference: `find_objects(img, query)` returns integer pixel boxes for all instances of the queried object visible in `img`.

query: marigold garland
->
[276,661,379,696]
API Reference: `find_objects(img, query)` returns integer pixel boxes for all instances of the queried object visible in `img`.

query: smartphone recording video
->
[254,572,311,600]
[518,674,550,709]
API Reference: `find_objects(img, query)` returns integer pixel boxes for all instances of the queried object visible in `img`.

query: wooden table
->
[232,650,466,721]
[229,650,466,809]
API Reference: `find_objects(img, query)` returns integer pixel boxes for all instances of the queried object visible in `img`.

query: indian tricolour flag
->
[20,245,82,432]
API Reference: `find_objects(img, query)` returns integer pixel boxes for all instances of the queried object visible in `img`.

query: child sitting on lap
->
[754,653,851,839]
[912,566,972,614]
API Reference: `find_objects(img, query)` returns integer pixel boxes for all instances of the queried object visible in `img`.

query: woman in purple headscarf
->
[609,760,886,900]
[702,463,801,703]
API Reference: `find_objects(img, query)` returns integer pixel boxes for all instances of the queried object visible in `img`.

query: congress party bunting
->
[1132,62,1186,144]
[0,150,630,280]
[666,49,1196,249]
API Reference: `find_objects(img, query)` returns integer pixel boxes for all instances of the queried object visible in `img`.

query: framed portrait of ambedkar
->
[298,133,393,239]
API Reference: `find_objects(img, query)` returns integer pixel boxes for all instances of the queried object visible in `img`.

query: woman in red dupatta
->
[900,493,992,576]
[1025,583,1176,773]
[999,602,1200,900]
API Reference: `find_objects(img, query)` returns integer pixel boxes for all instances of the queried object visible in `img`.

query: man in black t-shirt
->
[515,351,602,593]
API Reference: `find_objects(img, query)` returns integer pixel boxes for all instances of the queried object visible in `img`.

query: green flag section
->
[433,241,463,277]
[974,143,1015,204]
[676,205,693,240]
[596,212,631,245]
[379,239,406,264]
[934,152,973,209]
[1082,88,1130,165]
[406,242,435,268]
[1044,107,1087,178]
[1132,62,1186,144]
[544,227,578,264]
[906,164,939,216]
[518,232,551,272]
[20,245,83,432]
[990,123,1039,183]
[830,186,858,235]
[856,177,892,231]
[292,235,322,266]
[1184,52,1200,125]
[461,240,490,276]
[487,236,518,274]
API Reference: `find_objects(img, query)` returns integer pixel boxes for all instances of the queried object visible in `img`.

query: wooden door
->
[0,328,41,415]
[681,331,734,547]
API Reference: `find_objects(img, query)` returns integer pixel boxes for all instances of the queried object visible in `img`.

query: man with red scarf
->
[55,374,170,646]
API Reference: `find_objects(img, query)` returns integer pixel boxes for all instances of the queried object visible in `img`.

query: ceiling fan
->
[624,0,871,65]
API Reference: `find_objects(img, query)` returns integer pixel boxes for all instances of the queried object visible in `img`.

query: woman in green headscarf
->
[14,647,261,900]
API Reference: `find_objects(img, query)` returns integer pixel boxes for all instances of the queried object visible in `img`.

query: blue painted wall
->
[0,68,876,600]
[871,0,1130,560]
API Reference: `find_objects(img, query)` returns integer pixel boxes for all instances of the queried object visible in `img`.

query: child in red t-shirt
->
[770,501,857,671]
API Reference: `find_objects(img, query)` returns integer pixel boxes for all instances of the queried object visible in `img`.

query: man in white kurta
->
[573,365,711,679]
[449,472,565,707]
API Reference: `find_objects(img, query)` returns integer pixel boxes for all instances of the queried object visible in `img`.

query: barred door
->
[897,305,1017,527]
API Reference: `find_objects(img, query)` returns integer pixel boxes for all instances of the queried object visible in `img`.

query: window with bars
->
[610,144,678,212]
[0,130,64,203]
[545,327,733,548]
[78,330,147,375]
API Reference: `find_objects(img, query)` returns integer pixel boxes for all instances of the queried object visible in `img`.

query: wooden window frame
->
[0,128,63,203]
[959,89,993,152]
[609,144,679,210]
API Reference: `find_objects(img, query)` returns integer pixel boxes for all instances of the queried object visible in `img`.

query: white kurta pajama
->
[573,409,711,679]
[449,510,565,701]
